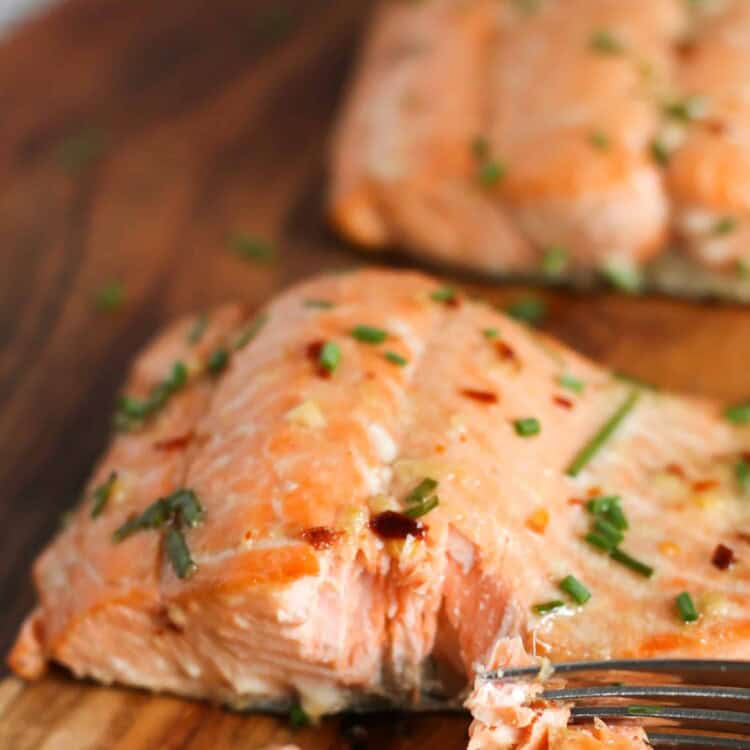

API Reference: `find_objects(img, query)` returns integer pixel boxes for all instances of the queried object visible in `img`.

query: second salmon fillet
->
[9,270,750,741]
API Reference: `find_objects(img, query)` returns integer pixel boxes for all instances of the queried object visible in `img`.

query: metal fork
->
[483,659,750,749]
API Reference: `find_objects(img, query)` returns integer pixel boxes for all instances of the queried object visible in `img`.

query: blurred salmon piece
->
[9,270,750,729]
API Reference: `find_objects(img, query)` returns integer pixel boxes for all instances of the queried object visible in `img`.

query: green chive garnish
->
[589,131,610,150]
[168,488,204,527]
[560,575,591,605]
[541,246,569,275]
[590,29,624,54]
[430,286,457,304]
[725,399,750,424]
[350,325,388,344]
[506,297,546,325]
[610,548,654,578]
[318,341,341,373]
[228,233,276,262]
[713,216,737,236]
[91,472,117,518]
[206,347,229,374]
[187,313,208,344]
[483,328,499,339]
[650,138,671,165]
[558,373,585,394]
[94,281,125,312]
[514,417,541,437]
[478,160,506,187]
[384,351,408,366]
[304,299,335,309]
[566,390,640,476]
[605,503,628,531]
[233,313,268,350]
[585,532,615,552]
[601,260,643,294]
[664,95,708,122]
[676,591,699,622]
[288,703,310,729]
[404,496,439,519]
[533,600,565,615]
[593,517,625,547]
[405,478,438,506]
[113,488,204,542]
[735,458,750,491]
[586,495,620,515]
[165,526,197,579]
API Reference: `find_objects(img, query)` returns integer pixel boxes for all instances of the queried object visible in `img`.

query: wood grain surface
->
[1,0,749,746]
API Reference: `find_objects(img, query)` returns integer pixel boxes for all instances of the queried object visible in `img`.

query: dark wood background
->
[1,0,749,745]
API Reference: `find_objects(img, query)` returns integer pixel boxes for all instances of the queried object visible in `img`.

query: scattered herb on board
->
[589,131,610,150]
[567,390,640,477]
[559,575,591,605]
[506,297,546,325]
[304,299,335,309]
[94,281,125,312]
[288,703,311,729]
[318,341,341,373]
[350,325,388,344]
[57,127,107,173]
[558,373,585,394]
[90,472,117,518]
[206,347,229,374]
[533,600,565,615]
[541,246,569,275]
[713,216,737,236]
[384,351,408,366]
[187,313,208,344]
[725,399,750,425]
[233,314,268,350]
[590,29,624,54]
[228,233,276,263]
[676,591,699,622]
[114,361,188,432]
[514,417,541,437]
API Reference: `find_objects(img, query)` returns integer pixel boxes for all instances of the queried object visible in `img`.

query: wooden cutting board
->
[1,0,750,747]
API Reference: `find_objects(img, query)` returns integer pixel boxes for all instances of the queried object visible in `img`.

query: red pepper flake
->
[712,543,736,570]
[306,339,331,378]
[666,463,686,479]
[587,486,603,498]
[737,531,750,545]
[675,39,696,60]
[300,526,343,550]
[460,388,499,404]
[496,341,521,369]
[741,451,750,462]
[369,510,426,540]
[692,479,718,492]
[552,395,573,410]
[567,497,585,506]
[153,432,194,451]
[705,120,727,136]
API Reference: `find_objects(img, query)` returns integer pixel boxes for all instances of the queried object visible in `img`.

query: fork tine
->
[543,685,750,712]
[647,733,750,749]
[569,705,750,734]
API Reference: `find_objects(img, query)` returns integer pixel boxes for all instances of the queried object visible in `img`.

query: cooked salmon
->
[330,0,750,288]
[9,270,750,737]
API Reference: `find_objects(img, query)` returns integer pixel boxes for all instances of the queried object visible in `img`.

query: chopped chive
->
[559,575,591,605]
[187,313,208,344]
[482,328,499,339]
[206,347,229,374]
[404,495,439,519]
[541,246,569,275]
[318,341,341,373]
[384,351,408,367]
[430,286,457,304]
[605,503,629,531]
[566,390,640,477]
[233,313,268,350]
[589,131,610,150]
[113,497,171,542]
[514,417,541,437]
[590,29,624,54]
[350,325,388,344]
[713,216,737,236]
[610,548,654,578]
[477,159,506,187]
[304,299,335,309]
[288,703,310,729]
[735,458,750,491]
[533,600,565,615]
[614,370,657,391]
[650,137,671,165]
[94,281,125,312]
[404,478,439,506]
[664,95,708,122]
[725,399,750,425]
[165,526,197,579]
[585,531,615,552]
[506,297,546,325]
[586,495,620,515]
[676,591,699,622]
[168,488,205,527]
[601,260,643,294]
[558,373,585,394]
[228,233,276,263]
[593,517,625,547]
[91,471,117,518]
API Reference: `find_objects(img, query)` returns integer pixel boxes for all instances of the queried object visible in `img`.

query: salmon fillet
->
[330,0,750,293]
[9,270,750,735]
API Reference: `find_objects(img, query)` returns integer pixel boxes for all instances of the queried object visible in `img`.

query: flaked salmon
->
[9,270,750,743]
[330,0,750,295]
